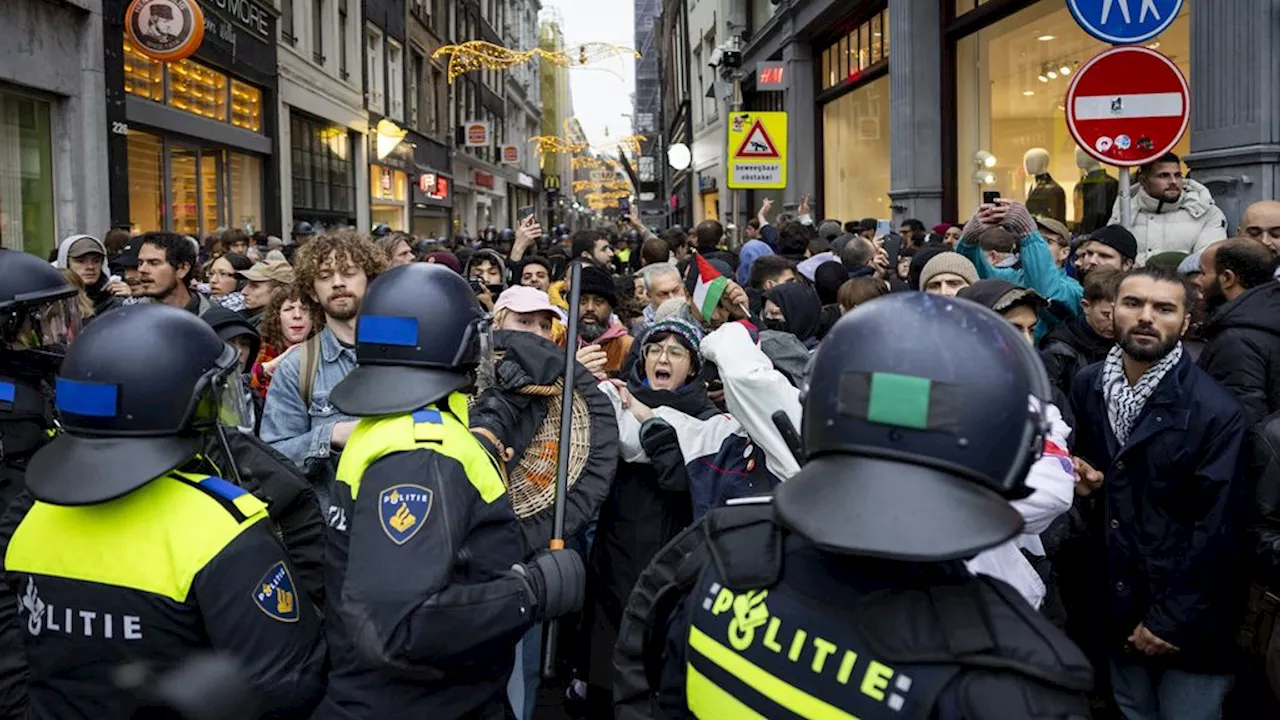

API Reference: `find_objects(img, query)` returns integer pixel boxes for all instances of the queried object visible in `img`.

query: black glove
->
[511,548,585,622]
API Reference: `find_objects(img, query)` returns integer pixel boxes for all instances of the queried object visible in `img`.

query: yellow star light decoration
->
[530,135,588,155]
[432,41,640,84]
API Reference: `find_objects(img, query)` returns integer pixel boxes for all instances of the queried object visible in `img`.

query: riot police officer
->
[0,248,84,719]
[615,292,1094,719]
[313,263,584,719]
[0,304,326,719]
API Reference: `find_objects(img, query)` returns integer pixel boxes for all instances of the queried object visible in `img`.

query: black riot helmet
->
[329,263,486,416]
[27,305,248,506]
[498,227,516,243]
[775,292,1052,563]
[0,248,83,367]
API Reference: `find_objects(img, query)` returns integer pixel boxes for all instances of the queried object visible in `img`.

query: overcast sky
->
[542,0,636,148]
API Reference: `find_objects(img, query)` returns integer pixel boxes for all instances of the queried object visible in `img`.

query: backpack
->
[297,334,323,409]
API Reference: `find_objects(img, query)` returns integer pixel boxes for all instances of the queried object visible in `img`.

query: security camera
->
[709,48,723,68]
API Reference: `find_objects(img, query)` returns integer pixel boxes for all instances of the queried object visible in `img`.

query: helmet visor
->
[212,370,254,434]
[6,295,83,354]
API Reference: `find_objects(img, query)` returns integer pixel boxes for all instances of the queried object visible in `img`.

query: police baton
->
[542,260,582,680]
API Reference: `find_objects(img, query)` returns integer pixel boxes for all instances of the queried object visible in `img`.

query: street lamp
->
[667,143,692,171]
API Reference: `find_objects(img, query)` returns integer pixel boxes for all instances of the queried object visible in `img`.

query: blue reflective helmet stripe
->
[55,377,119,417]
[357,315,420,347]
[0,381,14,403]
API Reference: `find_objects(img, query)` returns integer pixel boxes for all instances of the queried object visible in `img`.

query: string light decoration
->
[432,41,640,83]
[572,156,608,170]
[530,135,588,155]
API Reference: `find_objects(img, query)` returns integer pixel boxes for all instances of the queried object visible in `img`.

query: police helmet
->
[27,305,246,506]
[329,263,486,416]
[775,292,1051,562]
[292,221,315,236]
[371,223,391,238]
[498,228,516,243]
[0,248,83,363]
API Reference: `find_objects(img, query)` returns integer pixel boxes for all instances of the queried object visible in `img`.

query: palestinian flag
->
[684,253,728,319]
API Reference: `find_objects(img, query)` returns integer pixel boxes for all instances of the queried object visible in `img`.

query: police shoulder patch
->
[378,483,433,545]
[252,561,300,623]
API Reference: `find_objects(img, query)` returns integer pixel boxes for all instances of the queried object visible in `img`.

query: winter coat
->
[589,362,719,624]
[959,229,1083,332]
[1198,282,1280,427]
[1247,411,1280,591]
[967,399,1075,609]
[1039,316,1114,396]
[1108,178,1227,266]
[1070,352,1248,672]
[601,322,800,519]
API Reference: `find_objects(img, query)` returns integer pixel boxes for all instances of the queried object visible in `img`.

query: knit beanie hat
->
[640,317,705,376]
[1084,225,1138,261]
[919,252,979,290]
[577,264,618,307]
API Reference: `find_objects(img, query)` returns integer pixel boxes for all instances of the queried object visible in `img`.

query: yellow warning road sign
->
[727,112,787,189]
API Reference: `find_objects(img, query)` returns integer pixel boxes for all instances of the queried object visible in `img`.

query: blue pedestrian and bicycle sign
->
[1067,0,1184,45]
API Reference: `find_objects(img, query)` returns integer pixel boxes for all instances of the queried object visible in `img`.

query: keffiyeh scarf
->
[1101,342,1182,446]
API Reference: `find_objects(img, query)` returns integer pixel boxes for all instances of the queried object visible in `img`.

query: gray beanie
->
[919,252,979,290]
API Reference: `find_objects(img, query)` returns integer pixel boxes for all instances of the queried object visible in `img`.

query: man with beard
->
[134,231,214,315]
[1108,153,1227,266]
[576,264,632,377]
[261,230,387,505]
[1195,238,1280,425]
[1070,265,1246,719]
[1040,268,1120,395]
[572,230,617,270]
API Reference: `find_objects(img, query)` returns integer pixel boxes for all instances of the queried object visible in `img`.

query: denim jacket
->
[260,326,358,479]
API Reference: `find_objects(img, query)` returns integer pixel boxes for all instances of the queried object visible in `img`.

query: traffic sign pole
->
[1120,167,1132,228]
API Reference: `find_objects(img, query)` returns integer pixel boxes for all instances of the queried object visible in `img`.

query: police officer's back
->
[615,292,1094,719]
[0,250,85,719]
[0,305,326,720]
[313,263,584,719]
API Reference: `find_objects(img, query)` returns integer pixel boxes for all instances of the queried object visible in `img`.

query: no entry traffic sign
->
[1065,46,1189,168]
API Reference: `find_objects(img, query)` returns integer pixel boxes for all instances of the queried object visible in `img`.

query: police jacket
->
[1070,352,1247,672]
[313,392,535,720]
[0,470,327,720]
[614,500,1094,720]
[0,372,55,720]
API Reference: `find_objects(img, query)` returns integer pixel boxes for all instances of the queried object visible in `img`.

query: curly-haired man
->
[261,230,387,504]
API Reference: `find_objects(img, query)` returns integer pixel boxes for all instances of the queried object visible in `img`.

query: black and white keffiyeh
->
[1102,342,1183,446]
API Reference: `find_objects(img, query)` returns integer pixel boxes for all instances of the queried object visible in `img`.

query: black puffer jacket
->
[1039,316,1113,395]
[1198,282,1280,426]
[1248,411,1280,590]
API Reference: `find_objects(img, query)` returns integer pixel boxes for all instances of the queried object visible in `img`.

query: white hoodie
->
[1108,177,1227,266]
[965,399,1075,609]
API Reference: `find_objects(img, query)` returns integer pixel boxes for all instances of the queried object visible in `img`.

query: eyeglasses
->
[643,342,690,361]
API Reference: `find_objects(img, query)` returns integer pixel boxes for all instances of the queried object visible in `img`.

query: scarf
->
[1101,342,1182,446]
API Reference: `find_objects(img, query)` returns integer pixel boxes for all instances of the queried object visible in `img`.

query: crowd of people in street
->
[3,150,1280,719]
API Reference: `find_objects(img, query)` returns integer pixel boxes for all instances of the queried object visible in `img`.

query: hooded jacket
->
[762,283,822,349]
[462,248,508,290]
[55,235,122,318]
[1198,282,1280,426]
[201,306,261,373]
[1039,316,1114,395]
[1108,178,1227,266]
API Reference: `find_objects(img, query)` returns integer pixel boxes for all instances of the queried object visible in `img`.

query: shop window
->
[820,8,888,91]
[955,0,994,16]
[170,146,200,236]
[169,59,229,122]
[291,114,354,214]
[230,80,262,132]
[230,153,263,232]
[823,75,890,222]
[954,0,1189,227]
[0,91,54,258]
[281,0,295,44]
[127,129,165,233]
[123,40,164,101]
[124,37,268,136]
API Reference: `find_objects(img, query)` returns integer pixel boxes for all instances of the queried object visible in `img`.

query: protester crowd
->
[10,150,1280,720]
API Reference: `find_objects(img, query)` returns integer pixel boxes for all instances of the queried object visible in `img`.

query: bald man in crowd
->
[1239,200,1280,257]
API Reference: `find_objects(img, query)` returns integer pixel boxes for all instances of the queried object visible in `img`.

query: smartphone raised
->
[982,190,1001,205]
[518,205,535,223]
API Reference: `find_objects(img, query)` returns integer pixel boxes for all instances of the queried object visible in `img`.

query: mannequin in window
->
[1024,147,1066,223]
[1073,147,1119,235]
